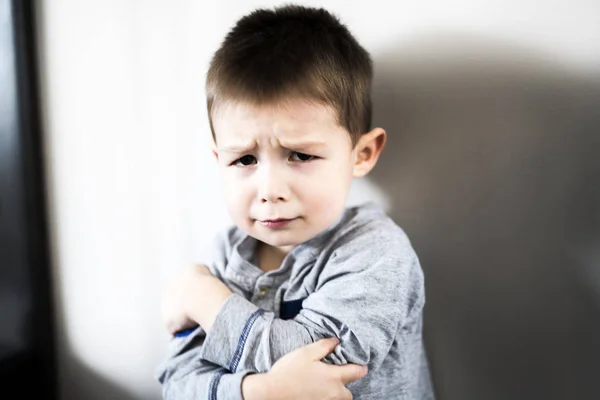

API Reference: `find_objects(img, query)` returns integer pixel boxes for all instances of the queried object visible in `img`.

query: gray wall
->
[370,34,600,400]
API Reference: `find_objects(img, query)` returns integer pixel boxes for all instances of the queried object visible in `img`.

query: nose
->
[257,164,290,203]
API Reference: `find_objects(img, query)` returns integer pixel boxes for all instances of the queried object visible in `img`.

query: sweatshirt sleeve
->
[200,221,426,374]
[155,328,252,400]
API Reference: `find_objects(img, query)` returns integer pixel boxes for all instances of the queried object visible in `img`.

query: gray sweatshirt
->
[156,202,435,400]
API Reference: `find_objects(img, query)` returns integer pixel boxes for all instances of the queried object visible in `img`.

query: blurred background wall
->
[31,0,600,399]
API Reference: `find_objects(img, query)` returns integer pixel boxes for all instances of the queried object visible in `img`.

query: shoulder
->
[318,202,426,317]
[203,225,248,271]
[218,224,247,249]
[328,202,417,264]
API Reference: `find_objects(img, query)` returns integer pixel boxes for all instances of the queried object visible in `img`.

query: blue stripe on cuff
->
[174,326,198,337]
[208,368,226,400]
[229,309,264,372]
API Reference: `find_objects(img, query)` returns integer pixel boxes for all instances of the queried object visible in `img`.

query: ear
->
[352,127,386,178]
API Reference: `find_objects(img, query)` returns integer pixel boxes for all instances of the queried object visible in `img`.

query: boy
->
[156,4,434,400]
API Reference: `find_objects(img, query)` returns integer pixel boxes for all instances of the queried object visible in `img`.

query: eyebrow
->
[219,143,256,153]
[219,140,327,153]
[278,140,327,151]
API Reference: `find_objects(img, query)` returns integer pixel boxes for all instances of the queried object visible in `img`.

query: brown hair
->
[206,4,373,145]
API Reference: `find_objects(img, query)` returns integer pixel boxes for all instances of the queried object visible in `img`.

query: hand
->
[242,338,368,400]
[160,264,213,334]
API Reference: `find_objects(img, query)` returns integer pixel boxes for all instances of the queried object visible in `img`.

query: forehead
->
[212,99,350,147]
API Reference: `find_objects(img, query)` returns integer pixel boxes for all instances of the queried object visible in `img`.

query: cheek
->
[220,171,251,212]
[299,161,352,214]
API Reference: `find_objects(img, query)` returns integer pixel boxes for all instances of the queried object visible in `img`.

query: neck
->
[257,242,293,272]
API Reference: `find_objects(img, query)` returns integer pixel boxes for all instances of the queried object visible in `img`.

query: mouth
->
[257,218,297,228]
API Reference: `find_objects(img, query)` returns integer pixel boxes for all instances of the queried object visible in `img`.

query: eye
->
[290,152,315,162]
[232,155,257,166]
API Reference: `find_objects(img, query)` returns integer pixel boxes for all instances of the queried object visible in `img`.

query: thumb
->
[336,364,369,384]
[304,337,340,361]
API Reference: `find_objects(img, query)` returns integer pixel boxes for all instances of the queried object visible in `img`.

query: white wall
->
[37,1,600,399]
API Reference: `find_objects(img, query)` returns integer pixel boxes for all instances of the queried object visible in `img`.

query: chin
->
[254,231,309,248]
[259,236,301,248]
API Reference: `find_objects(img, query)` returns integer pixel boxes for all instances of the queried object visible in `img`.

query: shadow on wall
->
[368,33,600,400]
[57,344,140,400]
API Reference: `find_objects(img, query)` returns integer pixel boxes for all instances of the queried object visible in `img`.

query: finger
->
[302,337,340,360]
[335,364,368,384]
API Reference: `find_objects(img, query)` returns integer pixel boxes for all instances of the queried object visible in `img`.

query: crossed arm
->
[158,265,371,399]
[159,254,419,398]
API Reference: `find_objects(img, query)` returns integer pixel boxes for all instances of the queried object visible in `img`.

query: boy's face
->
[212,99,383,251]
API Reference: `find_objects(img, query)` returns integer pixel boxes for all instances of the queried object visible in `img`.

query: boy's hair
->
[206,4,373,145]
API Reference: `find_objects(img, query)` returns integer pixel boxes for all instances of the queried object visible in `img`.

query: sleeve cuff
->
[201,293,263,371]
[210,370,253,400]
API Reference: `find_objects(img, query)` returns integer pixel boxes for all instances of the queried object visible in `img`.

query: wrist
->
[241,373,275,400]
[185,274,232,332]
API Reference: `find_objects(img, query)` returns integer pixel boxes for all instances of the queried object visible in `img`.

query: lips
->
[258,218,297,228]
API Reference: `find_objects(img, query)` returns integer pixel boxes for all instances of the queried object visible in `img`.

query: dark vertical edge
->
[10,0,58,397]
